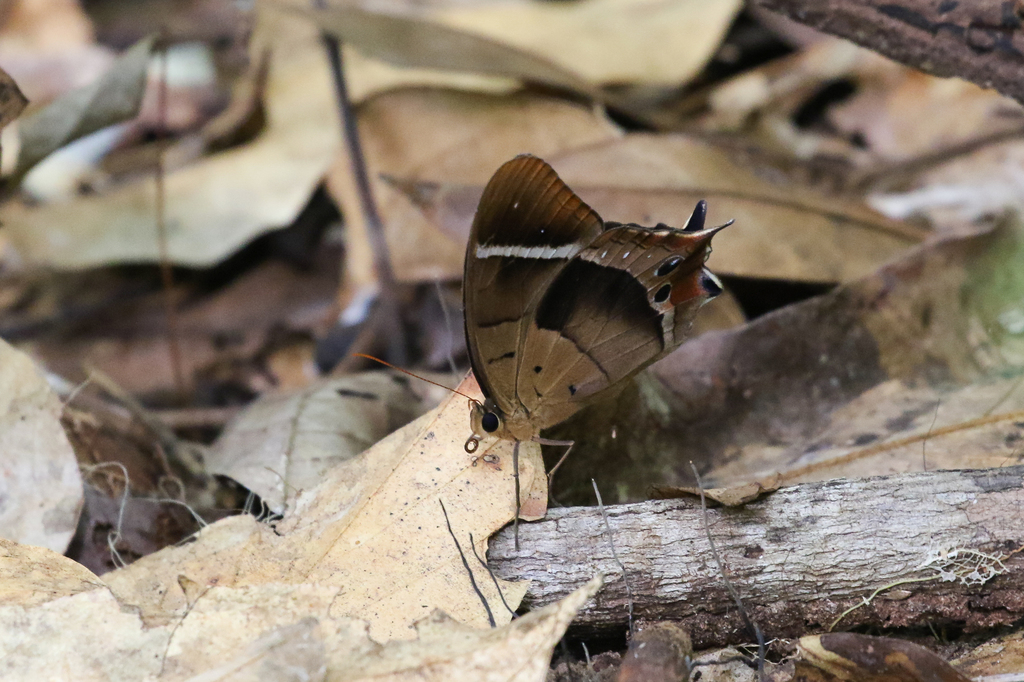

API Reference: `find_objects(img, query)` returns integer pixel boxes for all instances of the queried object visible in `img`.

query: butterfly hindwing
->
[516,219,724,422]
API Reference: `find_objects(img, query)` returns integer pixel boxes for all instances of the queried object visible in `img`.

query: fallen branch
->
[489,466,1024,648]
[752,0,1024,107]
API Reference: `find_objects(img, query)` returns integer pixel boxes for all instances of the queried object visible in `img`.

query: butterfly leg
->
[535,437,575,490]
[512,440,521,551]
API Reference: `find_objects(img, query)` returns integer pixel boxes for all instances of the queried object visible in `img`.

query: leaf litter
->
[2,0,1024,679]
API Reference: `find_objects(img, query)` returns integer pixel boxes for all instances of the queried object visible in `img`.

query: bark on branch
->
[751,0,1024,107]
[489,466,1024,649]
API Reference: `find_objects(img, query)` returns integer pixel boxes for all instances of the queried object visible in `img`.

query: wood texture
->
[489,466,1024,648]
[752,0,1024,107]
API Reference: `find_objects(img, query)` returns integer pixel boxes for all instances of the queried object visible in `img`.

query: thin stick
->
[690,462,764,681]
[315,3,406,365]
[440,500,495,627]
[155,33,188,403]
[513,440,521,551]
[592,479,634,635]
[469,532,516,618]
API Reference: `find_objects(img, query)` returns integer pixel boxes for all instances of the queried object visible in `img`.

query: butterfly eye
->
[655,256,682,277]
[481,412,500,433]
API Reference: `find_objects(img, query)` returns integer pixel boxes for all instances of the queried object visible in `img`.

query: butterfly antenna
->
[351,353,481,405]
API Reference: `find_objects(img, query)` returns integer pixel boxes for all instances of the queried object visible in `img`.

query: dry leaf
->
[550,135,923,282]
[0,586,168,681]
[388,133,922,284]
[208,372,444,514]
[0,339,83,552]
[105,374,546,642]
[12,35,153,177]
[326,87,620,283]
[797,633,971,682]
[650,474,780,506]
[644,216,1024,488]
[1,6,340,268]
[953,628,1024,678]
[0,552,597,682]
[31,256,339,396]
[298,3,597,98]
[435,0,741,87]
[0,538,101,607]
[0,66,28,130]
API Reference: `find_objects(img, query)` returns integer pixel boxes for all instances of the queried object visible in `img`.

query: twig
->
[513,440,521,551]
[470,532,516,618]
[690,462,764,681]
[155,32,188,403]
[314,0,406,366]
[440,500,495,627]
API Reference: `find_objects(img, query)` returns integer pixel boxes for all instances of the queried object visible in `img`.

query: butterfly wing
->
[515,211,726,430]
[464,155,604,422]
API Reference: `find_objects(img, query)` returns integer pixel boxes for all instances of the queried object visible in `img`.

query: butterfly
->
[462,154,728,545]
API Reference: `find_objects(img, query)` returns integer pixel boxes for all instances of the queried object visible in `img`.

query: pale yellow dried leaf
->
[106,374,546,642]
[343,45,518,103]
[0,538,101,607]
[168,577,599,680]
[0,586,167,681]
[182,617,328,682]
[338,576,602,682]
[1,6,340,268]
[437,0,741,86]
[207,372,443,514]
[297,2,597,98]
[707,376,1024,487]
[0,339,82,552]
[326,88,620,283]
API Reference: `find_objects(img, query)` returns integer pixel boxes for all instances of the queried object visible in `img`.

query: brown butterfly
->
[462,155,728,545]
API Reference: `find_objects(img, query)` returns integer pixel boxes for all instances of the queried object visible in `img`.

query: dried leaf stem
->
[155,35,188,403]
[314,1,407,365]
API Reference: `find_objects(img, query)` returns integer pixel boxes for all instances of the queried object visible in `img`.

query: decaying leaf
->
[297,3,598,99]
[0,539,101,607]
[0,66,28,131]
[650,215,1024,488]
[797,633,971,682]
[327,87,620,283]
[953,628,1024,678]
[0,530,598,682]
[547,216,1024,500]
[208,371,445,514]
[650,474,780,506]
[105,374,546,642]
[1,6,340,268]
[433,0,740,87]
[0,339,83,552]
[12,35,153,177]
[386,133,923,284]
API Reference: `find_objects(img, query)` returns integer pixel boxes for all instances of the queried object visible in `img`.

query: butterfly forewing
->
[464,155,604,422]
